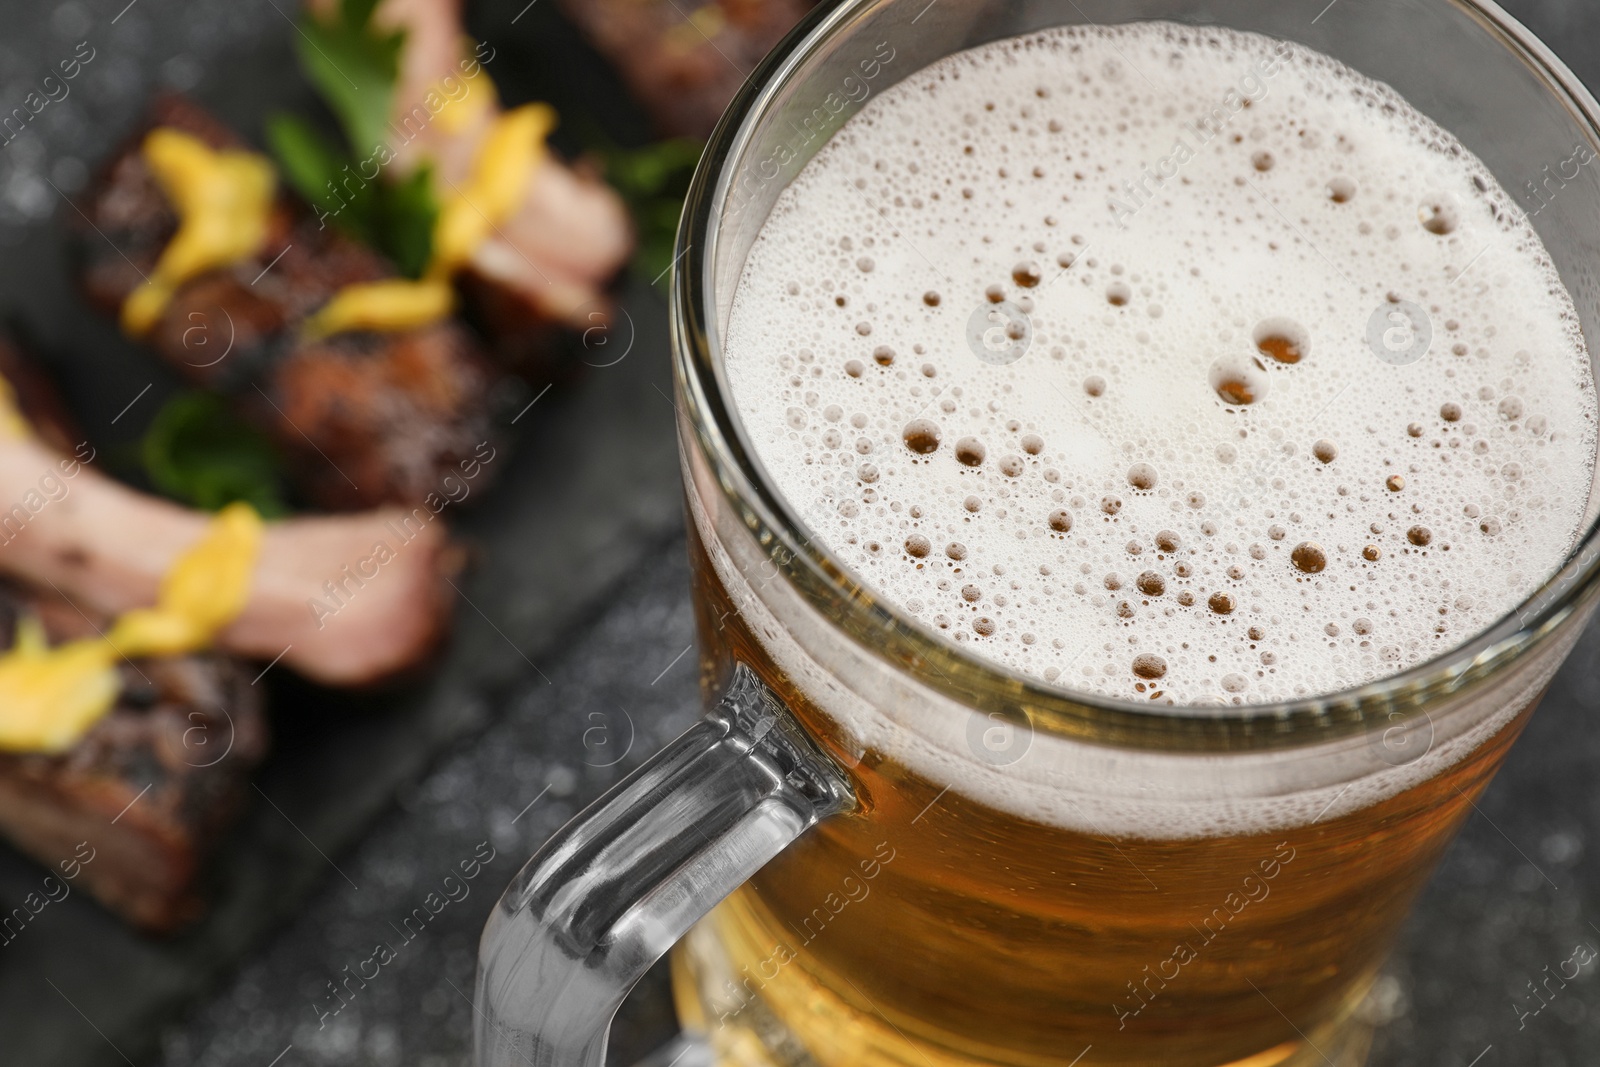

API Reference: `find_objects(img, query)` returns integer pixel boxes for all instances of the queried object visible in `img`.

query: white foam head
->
[725,22,1597,708]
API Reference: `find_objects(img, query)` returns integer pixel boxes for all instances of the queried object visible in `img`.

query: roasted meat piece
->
[312,0,635,345]
[0,426,457,688]
[0,585,268,933]
[0,333,455,689]
[73,94,504,512]
[555,0,818,138]
[0,335,84,458]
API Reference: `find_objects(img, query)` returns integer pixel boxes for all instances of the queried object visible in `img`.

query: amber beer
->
[670,21,1597,1067]
[673,523,1539,1067]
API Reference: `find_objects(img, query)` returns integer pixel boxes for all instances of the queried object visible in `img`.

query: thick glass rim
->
[670,0,1600,752]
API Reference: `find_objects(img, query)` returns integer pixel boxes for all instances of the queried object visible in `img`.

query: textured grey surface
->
[0,0,1599,1065]
[154,540,701,1067]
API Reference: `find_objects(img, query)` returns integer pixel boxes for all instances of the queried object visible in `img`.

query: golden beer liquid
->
[670,523,1535,1067]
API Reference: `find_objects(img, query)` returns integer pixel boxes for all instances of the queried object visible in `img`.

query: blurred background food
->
[0,1,817,1062]
[0,0,790,936]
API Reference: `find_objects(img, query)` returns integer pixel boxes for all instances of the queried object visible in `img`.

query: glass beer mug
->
[473,1,1600,1065]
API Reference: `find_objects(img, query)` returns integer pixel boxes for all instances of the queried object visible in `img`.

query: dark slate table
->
[0,0,1597,1065]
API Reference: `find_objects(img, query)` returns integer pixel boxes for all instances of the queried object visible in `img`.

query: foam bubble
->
[725,23,1597,707]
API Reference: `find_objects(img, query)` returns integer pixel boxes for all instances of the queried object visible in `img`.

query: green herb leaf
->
[278,12,441,278]
[340,0,382,30]
[267,113,370,237]
[600,138,703,283]
[268,115,438,277]
[141,392,290,517]
[377,164,438,278]
[603,138,704,199]
[294,10,405,160]
[266,113,341,212]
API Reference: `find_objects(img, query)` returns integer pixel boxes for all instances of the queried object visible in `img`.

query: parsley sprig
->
[266,0,438,277]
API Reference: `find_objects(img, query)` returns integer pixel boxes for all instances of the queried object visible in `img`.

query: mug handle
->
[473,663,857,1067]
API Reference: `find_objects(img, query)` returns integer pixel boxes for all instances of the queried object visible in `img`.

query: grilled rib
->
[74,94,505,513]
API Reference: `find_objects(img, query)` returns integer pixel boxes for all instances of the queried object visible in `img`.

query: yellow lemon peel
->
[0,502,263,753]
[121,129,276,337]
[307,102,554,339]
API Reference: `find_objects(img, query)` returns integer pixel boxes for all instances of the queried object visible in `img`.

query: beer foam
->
[725,22,1598,707]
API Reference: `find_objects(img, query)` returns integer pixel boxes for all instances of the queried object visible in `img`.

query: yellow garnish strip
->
[107,503,263,655]
[666,4,727,52]
[430,66,497,136]
[306,101,555,340]
[0,374,30,441]
[429,102,555,276]
[122,129,277,337]
[302,277,457,341]
[0,503,263,753]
